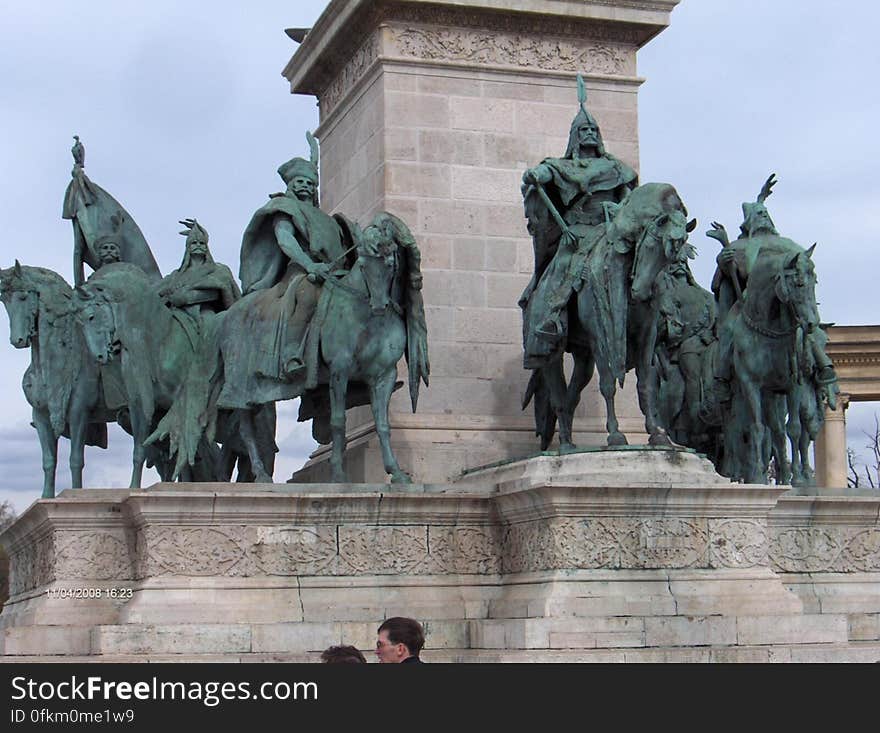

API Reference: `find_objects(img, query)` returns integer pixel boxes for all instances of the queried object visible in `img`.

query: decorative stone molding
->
[770,526,880,573]
[8,531,55,595]
[55,530,134,582]
[388,26,629,75]
[708,519,768,568]
[502,517,716,572]
[134,523,501,578]
[319,31,380,117]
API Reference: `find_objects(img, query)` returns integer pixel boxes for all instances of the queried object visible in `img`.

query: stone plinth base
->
[2,450,880,662]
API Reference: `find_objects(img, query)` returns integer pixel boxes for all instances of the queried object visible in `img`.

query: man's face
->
[375,630,406,663]
[289,175,316,202]
[187,234,208,257]
[577,121,600,152]
[746,205,775,235]
[98,241,121,265]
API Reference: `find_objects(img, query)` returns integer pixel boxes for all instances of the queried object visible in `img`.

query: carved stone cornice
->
[284,0,676,116]
[825,324,880,400]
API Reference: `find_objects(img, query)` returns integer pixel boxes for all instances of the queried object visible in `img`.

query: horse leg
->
[371,368,411,483]
[785,391,803,486]
[328,364,349,483]
[129,409,148,489]
[33,409,57,499]
[739,379,765,483]
[767,393,791,485]
[800,407,817,487]
[636,321,672,447]
[237,409,272,483]
[543,358,576,453]
[67,408,87,490]
[598,363,626,446]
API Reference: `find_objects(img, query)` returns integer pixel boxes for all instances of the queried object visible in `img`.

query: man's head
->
[177,218,213,268]
[564,75,605,159]
[321,645,367,664]
[278,157,318,204]
[740,201,777,238]
[95,237,121,266]
[375,617,425,663]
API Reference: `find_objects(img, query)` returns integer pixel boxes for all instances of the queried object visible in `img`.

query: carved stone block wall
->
[769,494,880,573]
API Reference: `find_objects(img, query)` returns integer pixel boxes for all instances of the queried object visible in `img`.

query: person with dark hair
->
[375,617,425,664]
[320,645,367,664]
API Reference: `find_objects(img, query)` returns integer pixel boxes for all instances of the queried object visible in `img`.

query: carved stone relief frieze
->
[319,32,380,117]
[502,517,720,573]
[8,531,55,595]
[389,26,629,76]
[54,529,134,581]
[133,523,502,578]
[770,526,880,573]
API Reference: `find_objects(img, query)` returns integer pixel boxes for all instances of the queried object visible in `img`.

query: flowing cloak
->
[520,154,637,370]
[218,195,355,410]
[63,168,160,281]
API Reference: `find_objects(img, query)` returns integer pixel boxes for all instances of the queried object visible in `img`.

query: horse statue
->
[75,262,227,487]
[523,183,695,451]
[724,245,821,484]
[220,212,430,484]
[0,262,110,497]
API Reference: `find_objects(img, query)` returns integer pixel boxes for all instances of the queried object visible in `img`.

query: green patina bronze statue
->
[216,133,429,483]
[694,175,839,485]
[63,136,161,286]
[520,75,694,452]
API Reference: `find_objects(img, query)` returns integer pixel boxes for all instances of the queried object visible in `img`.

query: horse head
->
[75,281,119,364]
[0,261,40,348]
[630,209,696,302]
[775,245,820,333]
[359,221,400,316]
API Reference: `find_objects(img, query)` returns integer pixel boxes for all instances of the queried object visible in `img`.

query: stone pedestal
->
[4,450,879,662]
[284,0,680,483]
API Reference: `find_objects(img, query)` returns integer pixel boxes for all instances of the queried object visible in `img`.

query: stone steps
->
[1,612,870,659]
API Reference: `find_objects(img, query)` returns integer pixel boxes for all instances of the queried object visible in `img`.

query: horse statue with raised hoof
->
[1,262,110,498]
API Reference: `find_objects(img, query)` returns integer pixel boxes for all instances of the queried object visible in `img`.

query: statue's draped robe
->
[520,155,637,371]
[218,195,348,410]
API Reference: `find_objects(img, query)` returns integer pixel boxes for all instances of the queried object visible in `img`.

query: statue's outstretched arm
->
[273,216,322,277]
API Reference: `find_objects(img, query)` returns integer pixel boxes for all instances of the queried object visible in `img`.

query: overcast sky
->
[0,1,877,514]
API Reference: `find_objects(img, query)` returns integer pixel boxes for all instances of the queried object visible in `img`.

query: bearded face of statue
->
[745,205,776,236]
[289,175,316,203]
[577,121,601,157]
[187,233,208,259]
[97,241,121,265]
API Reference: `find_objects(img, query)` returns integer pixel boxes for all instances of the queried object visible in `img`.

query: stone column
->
[283,0,680,483]
[815,393,850,488]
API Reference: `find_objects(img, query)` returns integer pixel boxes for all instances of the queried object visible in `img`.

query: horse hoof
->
[607,432,628,447]
[41,489,55,499]
[390,471,412,484]
[559,442,579,455]
[648,432,673,448]
[330,471,348,484]
[255,472,273,484]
